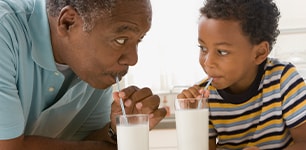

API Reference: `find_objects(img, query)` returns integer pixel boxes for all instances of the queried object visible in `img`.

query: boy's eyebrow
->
[198,38,233,46]
[198,38,203,42]
[214,42,233,46]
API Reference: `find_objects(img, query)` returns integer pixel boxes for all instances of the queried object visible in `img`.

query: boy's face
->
[198,16,264,94]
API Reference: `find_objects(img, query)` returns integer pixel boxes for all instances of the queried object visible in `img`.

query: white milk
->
[175,109,209,150]
[117,124,149,150]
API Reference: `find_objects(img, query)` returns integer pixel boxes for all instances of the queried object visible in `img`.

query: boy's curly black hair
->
[200,0,280,51]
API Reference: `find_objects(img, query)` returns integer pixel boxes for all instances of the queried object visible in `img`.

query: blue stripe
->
[285,104,306,122]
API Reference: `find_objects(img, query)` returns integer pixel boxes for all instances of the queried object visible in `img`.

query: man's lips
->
[111,70,128,82]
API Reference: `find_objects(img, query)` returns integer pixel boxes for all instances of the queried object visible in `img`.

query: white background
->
[123,0,306,94]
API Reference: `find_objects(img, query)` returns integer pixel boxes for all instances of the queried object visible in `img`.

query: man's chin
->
[86,78,114,89]
[90,83,112,89]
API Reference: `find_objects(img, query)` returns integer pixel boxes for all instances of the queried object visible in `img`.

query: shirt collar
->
[28,0,57,71]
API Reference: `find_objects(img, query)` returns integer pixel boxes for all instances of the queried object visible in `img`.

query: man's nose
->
[118,45,138,66]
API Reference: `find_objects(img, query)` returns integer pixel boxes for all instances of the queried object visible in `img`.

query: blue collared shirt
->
[0,0,112,140]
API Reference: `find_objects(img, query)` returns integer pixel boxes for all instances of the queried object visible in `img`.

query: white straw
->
[198,78,213,109]
[201,78,213,97]
[116,75,128,124]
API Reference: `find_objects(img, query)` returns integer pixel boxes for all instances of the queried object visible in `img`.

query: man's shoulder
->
[0,0,36,15]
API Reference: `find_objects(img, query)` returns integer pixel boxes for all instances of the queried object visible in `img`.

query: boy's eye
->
[198,45,208,53]
[115,38,127,45]
[218,50,229,56]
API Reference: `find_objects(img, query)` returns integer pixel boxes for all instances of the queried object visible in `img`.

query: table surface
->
[149,128,177,150]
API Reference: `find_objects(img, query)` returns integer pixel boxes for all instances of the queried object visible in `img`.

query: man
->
[0,0,166,149]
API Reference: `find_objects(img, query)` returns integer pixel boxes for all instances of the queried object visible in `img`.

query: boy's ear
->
[57,6,80,36]
[254,41,270,65]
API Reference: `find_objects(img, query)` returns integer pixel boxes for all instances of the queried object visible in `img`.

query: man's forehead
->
[111,0,151,12]
[115,24,140,34]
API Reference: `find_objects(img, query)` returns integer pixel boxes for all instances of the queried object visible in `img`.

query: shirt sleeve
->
[281,63,306,128]
[209,117,217,138]
[0,16,25,140]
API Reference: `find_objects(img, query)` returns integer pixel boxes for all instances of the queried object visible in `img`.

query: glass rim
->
[116,114,149,118]
[175,97,208,110]
[176,97,207,101]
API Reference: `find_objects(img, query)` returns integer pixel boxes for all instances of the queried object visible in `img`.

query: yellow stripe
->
[218,126,257,140]
[253,133,289,146]
[264,65,284,77]
[282,83,306,118]
[219,131,290,150]
[212,109,261,125]
[257,118,283,130]
[280,67,296,83]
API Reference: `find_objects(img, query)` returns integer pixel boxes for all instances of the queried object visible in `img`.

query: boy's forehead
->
[199,18,252,45]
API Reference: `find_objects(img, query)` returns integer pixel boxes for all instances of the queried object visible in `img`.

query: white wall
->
[273,0,306,78]
[126,0,205,92]
[123,0,306,93]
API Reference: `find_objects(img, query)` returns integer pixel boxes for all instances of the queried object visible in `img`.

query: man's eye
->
[115,38,127,45]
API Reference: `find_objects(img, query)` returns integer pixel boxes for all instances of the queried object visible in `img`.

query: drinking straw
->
[116,75,128,124]
[198,78,213,109]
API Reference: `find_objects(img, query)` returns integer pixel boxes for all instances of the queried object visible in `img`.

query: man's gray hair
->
[46,0,115,31]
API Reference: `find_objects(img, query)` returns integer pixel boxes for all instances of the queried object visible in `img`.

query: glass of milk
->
[174,97,209,150]
[116,114,149,150]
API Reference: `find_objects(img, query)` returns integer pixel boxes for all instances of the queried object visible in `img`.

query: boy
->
[178,0,306,149]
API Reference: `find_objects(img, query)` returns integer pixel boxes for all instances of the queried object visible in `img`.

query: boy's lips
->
[208,75,221,82]
[207,74,217,79]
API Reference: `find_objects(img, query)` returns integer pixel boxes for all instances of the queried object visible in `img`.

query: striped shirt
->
[202,58,306,150]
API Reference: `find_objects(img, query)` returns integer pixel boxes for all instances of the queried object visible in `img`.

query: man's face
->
[53,0,152,89]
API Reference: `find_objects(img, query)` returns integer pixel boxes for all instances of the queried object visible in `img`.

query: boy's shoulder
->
[266,57,290,66]
[264,57,300,82]
[265,57,295,70]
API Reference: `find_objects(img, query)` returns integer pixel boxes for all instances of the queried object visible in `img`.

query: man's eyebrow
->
[115,25,140,33]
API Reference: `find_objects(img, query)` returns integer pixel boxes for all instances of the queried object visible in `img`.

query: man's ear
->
[57,6,80,36]
[254,41,270,65]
